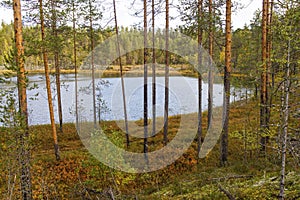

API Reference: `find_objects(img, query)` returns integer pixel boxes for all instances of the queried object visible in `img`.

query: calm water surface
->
[1,74,246,125]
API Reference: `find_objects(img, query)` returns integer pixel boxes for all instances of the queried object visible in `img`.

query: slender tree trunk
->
[163,0,169,145]
[13,0,32,198]
[279,39,291,200]
[254,28,261,100]
[152,0,156,137]
[221,0,232,166]
[266,0,273,130]
[72,0,78,131]
[143,0,149,163]
[207,0,214,129]
[51,0,63,133]
[88,0,97,128]
[260,0,269,153]
[39,0,60,161]
[55,54,63,131]
[197,0,203,156]
[113,0,130,147]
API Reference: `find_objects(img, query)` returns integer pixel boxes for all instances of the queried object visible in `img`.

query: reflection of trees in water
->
[78,79,111,123]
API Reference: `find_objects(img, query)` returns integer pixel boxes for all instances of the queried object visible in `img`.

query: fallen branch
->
[108,187,115,200]
[209,175,253,182]
[218,183,235,200]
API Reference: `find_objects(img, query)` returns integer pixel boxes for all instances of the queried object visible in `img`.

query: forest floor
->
[0,93,299,199]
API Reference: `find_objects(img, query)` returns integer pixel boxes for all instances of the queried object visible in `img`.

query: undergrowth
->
[0,97,299,199]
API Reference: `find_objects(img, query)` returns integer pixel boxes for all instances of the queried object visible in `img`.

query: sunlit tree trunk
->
[221,0,232,166]
[143,0,149,163]
[207,0,214,129]
[39,0,60,161]
[267,0,273,129]
[197,0,203,156]
[163,0,169,145]
[13,0,33,198]
[113,0,130,147]
[51,0,63,133]
[260,0,269,153]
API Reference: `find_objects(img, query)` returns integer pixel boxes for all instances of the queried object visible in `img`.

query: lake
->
[0,74,246,125]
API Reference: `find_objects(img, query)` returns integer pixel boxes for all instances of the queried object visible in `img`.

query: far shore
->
[0,64,247,78]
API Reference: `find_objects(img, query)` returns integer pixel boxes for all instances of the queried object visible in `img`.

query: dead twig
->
[208,175,254,182]
[217,183,235,200]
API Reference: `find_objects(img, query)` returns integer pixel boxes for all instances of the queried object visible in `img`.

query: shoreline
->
[0,64,247,78]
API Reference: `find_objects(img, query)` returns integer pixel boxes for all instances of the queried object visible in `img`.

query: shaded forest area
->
[0,0,299,199]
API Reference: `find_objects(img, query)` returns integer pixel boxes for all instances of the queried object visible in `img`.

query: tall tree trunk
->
[221,0,232,166]
[207,0,214,129]
[113,0,130,147]
[39,0,60,161]
[13,0,33,198]
[267,0,273,130]
[279,39,291,200]
[163,0,169,145]
[152,0,156,137]
[72,0,78,131]
[143,0,149,163]
[197,0,203,156]
[51,0,63,133]
[260,0,269,153]
[88,0,97,128]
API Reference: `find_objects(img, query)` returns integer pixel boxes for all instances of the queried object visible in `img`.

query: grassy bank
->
[0,95,299,199]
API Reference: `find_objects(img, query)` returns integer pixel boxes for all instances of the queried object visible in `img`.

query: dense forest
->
[0,0,299,199]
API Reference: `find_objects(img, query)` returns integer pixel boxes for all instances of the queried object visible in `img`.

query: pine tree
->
[39,0,60,161]
[50,0,63,133]
[207,0,214,130]
[197,0,203,156]
[260,0,269,153]
[143,0,149,163]
[13,0,33,198]
[113,0,130,147]
[163,0,169,145]
[151,0,156,137]
[221,0,232,166]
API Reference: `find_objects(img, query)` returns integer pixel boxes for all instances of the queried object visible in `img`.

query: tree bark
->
[279,39,291,200]
[72,0,78,131]
[266,0,273,131]
[113,0,130,147]
[13,0,33,198]
[152,0,156,137]
[260,0,269,153]
[197,0,203,156]
[163,0,169,145]
[39,0,60,161]
[143,0,149,163]
[207,0,214,130]
[88,0,97,128]
[221,0,232,166]
[51,0,63,133]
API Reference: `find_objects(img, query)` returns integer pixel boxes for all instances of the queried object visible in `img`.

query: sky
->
[0,0,261,30]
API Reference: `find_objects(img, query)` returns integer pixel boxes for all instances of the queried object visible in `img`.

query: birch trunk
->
[279,39,291,200]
